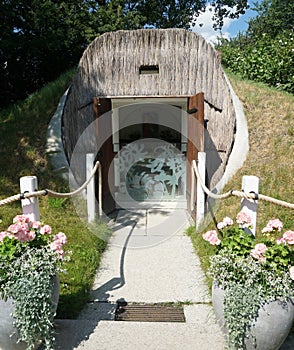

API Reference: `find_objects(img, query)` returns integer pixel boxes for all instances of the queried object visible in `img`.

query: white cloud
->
[191,5,236,45]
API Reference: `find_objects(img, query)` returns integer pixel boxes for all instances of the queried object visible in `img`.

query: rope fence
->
[0,159,293,223]
[191,160,294,210]
[0,161,102,216]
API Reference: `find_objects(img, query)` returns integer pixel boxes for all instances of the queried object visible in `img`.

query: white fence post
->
[241,175,259,235]
[20,176,40,222]
[190,165,195,216]
[196,152,206,230]
[86,153,96,222]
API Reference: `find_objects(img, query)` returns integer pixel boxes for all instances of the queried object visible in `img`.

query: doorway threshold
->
[115,199,187,210]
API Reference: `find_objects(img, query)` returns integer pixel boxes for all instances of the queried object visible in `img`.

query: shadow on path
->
[54,216,137,349]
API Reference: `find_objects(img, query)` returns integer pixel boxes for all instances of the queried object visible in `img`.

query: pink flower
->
[262,219,283,233]
[203,230,221,245]
[40,225,52,235]
[0,231,11,242]
[223,217,234,226]
[217,222,226,230]
[31,221,41,229]
[50,232,67,259]
[276,237,286,245]
[7,223,35,242]
[236,211,252,227]
[15,230,29,242]
[283,230,294,245]
[56,249,65,259]
[55,232,67,245]
[50,240,62,251]
[26,230,36,241]
[251,243,267,262]
[217,217,233,230]
[13,215,30,224]
[50,240,65,259]
[290,267,294,280]
[8,223,22,234]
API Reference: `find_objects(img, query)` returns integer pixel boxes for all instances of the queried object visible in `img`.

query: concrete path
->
[54,206,294,349]
[54,206,226,349]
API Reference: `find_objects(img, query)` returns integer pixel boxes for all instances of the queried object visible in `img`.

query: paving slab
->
[82,209,209,303]
[109,207,192,248]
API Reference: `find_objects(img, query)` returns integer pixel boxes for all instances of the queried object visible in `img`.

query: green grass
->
[0,70,111,319]
[188,71,294,285]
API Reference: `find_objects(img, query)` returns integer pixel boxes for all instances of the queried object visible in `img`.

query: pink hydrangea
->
[40,225,52,235]
[283,230,294,245]
[202,230,221,245]
[262,219,283,233]
[290,267,294,280]
[250,243,267,262]
[217,217,233,230]
[236,211,252,227]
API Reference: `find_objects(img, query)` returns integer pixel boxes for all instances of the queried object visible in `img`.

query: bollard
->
[241,175,259,235]
[86,153,96,222]
[20,176,40,222]
[196,152,206,230]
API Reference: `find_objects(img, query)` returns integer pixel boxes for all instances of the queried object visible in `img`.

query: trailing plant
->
[203,212,294,349]
[0,215,69,350]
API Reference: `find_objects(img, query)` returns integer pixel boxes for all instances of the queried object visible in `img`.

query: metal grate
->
[115,303,186,323]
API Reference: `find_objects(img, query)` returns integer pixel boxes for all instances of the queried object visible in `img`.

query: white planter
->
[212,283,294,350]
[0,275,60,350]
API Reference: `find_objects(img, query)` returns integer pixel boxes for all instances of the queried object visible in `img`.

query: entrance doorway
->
[111,99,187,204]
[94,94,204,217]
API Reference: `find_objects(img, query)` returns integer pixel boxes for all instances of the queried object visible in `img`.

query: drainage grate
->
[115,303,186,323]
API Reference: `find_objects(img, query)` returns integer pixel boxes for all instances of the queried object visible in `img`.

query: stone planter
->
[212,283,294,350]
[0,275,60,350]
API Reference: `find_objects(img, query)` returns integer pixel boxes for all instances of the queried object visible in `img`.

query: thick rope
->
[1,160,293,211]
[192,160,294,210]
[0,161,101,207]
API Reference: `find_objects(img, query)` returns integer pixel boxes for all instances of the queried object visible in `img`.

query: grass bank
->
[188,72,294,285]
[0,70,111,318]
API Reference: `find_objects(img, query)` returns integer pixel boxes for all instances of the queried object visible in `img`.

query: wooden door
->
[94,97,116,214]
[186,92,204,221]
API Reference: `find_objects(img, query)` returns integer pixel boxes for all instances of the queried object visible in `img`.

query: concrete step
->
[54,304,225,350]
[53,317,293,350]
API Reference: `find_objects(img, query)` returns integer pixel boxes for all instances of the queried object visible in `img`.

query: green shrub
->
[219,30,294,94]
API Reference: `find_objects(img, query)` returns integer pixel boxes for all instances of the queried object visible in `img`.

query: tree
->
[0,0,95,106]
[216,0,294,93]
[115,1,249,29]
[247,0,294,39]
[0,0,250,107]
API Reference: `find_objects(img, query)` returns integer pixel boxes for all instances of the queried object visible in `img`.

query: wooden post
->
[196,152,206,230]
[86,153,96,223]
[20,176,40,222]
[241,176,259,235]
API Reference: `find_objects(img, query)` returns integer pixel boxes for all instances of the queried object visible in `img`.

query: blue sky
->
[193,1,261,45]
